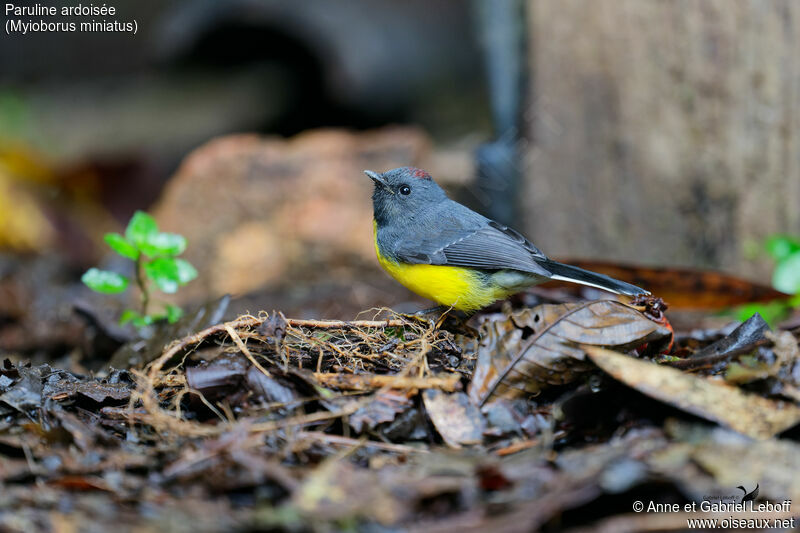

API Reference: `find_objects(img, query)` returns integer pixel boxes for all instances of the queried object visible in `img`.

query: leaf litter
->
[469,299,673,404]
[1,294,800,531]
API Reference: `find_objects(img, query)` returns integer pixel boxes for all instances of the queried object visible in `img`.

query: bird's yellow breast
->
[373,221,507,312]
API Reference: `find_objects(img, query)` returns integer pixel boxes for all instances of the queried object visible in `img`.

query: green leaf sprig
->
[766,235,800,295]
[734,235,800,326]
[81,211,197,328]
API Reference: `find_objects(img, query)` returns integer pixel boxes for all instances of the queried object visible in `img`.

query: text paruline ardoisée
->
[6,3,116,17]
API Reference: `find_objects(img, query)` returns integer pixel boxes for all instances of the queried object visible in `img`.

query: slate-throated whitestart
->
[366,167,648,312]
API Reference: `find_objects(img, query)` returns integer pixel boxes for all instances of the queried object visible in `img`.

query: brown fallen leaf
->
[185,353,248,392]
[349,389,414,433]
[546,260,789,310]
[257,312,287,344]
[50,407,108,452]
[46,379,132,403]
[584,346,800,439]
[422,390,485,448]
[469,301,672,405]
[246,366,299,405]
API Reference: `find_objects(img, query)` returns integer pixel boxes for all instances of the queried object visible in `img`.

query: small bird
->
[366,167,648,313]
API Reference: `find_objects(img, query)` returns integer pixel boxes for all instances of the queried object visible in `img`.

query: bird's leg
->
[398,305,451,328]
[399,306,478,333]
[413,305,450,317]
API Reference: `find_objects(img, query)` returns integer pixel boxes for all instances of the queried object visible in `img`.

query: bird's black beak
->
[364,170,394,194]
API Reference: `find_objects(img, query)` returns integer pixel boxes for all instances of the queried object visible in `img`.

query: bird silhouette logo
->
[737,484,759,503]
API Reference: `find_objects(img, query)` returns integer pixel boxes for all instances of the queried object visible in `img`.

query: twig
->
[296,431,428,454]
[286,318,408,329]
[138,315,264,438]
[493,438,540,456]
[154,374,186,387]
[225,324,272,378]
[248,405,360,433]
[312,372,461,392]
[147,315,263,380]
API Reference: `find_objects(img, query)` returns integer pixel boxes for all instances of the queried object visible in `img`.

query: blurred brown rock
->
[152,127,430,304]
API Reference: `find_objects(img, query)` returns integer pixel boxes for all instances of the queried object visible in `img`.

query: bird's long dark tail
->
[539,259,649,296]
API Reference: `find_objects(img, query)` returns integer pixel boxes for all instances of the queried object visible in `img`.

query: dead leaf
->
[692,313,769,357]
[46,380,132,403]
[724,357,773,384]
[185,353,248,392]
[668,313,770,371]
[423,390,485,448]
[769,330,800,372]
[0,364,46,415]
[50,407,107,452]
[584,346,800,439]
[469,301,672,405]
[349,389,414,433]
[257,312,287,344]
[724,330,800,395]
[46,475,111,492]
[246,366,299,405]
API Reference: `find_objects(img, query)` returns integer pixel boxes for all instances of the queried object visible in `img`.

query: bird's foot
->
[398,306,451,328]
[399,306,474,331]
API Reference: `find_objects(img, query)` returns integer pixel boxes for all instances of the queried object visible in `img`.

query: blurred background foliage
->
[0,0,486,260]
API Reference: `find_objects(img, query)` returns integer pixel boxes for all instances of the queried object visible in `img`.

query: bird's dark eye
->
[399,185,411,195]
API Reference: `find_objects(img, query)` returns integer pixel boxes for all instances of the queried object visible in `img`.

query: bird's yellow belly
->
[374,227,508,312]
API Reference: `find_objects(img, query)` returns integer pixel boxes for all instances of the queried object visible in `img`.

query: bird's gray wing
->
[394,220,552,277]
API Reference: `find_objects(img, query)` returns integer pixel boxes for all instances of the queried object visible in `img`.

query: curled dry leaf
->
[469,301,672,405]
[422,390,485,448]
[668,313,770,371]
[584,346,800,440]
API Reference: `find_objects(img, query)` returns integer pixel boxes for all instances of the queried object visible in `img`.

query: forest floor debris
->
[2,299,800,531]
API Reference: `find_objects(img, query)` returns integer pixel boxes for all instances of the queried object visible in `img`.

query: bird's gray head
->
[364,167,448,226]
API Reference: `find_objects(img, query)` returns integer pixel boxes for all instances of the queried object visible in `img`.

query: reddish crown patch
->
[409,167,432,180]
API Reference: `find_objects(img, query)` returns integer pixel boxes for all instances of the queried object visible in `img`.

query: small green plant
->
[735,235,800,325]
[81,211,197,328]
[765,235,800,295]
